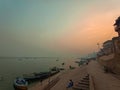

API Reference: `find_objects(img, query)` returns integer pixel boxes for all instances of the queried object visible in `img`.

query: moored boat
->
[23,70,60,83]
[13,77,28,90]
[23,72,50,83]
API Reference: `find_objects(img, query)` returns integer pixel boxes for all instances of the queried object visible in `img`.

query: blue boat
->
[13,77,28,90]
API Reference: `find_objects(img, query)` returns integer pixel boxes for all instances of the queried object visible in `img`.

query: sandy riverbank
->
[51,60,120,90]
[29,60,120,90]
[87,60,120,90]
[28,70,62,90]
[28,65,88,90]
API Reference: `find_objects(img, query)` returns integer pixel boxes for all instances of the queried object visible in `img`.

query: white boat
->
[13,77,28,90]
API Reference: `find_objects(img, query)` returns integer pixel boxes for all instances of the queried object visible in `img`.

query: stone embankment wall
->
[98,37,120,75]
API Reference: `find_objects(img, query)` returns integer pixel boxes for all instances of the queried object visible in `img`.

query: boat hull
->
[13,78,28,90]
[14,84,28,90]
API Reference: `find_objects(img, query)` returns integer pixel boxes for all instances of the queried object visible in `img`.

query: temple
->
[114,16,120,37]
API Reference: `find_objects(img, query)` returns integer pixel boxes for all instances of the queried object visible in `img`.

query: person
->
[66,79,74,88]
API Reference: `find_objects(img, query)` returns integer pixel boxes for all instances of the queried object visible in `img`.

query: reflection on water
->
[0,57,77,90]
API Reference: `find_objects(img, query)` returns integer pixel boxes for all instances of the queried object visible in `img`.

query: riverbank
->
[51,60,120,90]
[28,65,88,90]
[29,60,120,90]
[28,70,65,90]
[87,60,120,90]
[51,65,88,90]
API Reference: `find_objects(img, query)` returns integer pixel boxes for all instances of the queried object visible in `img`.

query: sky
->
[0,0,119,57]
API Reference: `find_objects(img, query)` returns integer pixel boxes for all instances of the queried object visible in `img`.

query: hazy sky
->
[0,0,119,57]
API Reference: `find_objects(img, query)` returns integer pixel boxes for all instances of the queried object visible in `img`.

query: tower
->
[114,16,120,37]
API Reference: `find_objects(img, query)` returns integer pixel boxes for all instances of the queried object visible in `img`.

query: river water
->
[0,57,78,90]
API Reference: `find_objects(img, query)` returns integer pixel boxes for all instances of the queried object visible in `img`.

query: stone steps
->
[73,74,90,90]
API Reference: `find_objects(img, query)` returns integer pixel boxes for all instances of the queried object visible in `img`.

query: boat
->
[23,72,50,83]
[59,67,65,70]
[13,77,28,90]
[13,68,60,90]
[23,71,60,83]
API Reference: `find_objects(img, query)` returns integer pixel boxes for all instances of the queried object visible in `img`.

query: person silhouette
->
[66,79,74,88]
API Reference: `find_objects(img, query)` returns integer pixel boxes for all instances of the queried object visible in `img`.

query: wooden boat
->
[23,72,50,83]
[23,71,60,83]
[13,78,28,90]
[13,68,60,90]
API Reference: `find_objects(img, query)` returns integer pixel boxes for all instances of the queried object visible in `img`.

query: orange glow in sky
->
[53,11,118,56]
